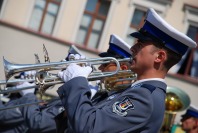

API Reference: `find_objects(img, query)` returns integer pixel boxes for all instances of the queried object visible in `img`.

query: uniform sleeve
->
[57,77,154,133]
[0,98,24,126]
[19,93,58,133]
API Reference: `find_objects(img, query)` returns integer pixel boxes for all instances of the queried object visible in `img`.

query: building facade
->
[0,0,197,124]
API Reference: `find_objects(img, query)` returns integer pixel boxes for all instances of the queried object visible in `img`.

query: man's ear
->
[155,50,166,63]
[120,64,128,70]
[195,118,198,126]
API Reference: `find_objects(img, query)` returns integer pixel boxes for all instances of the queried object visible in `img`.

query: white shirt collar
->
[131,78,166,88]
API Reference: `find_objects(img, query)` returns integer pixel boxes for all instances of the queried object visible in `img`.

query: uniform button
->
[62,93,65,97]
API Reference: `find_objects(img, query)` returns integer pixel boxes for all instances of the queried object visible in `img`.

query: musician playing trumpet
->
[0,34,131,133]
[57,8,197,133]
[180,105,198,133]
[0,71,36,133]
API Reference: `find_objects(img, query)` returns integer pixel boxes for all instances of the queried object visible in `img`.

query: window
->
[126,9,146,45]
[174,4,198,80]
[0,0,3,12]
[178,25,198,79]
[76,0,111,49]
[28,0,61,34]
[126,0,170,46]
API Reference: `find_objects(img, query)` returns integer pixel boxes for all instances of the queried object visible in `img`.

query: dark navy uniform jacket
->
[0,97,28,133]
[57,77,167,133]
[0,93,66,133]
[18,93,65,133]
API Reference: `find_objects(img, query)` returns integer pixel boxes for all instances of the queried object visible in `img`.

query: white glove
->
[16,82,35,96]
[88,81,100,98]
[58,63,92,82]
[21,71,36,79]
[69,54,86,61]
[61,54,85,61]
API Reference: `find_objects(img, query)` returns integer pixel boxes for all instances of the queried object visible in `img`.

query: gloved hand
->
[58,63,92,83]
[20,71,37,79]
[68,54,86,61]
[16,82,35,96]
[88,80,100,98]
[63,54,86,61]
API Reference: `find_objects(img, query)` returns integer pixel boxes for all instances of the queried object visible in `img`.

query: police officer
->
[0,72,36,133]
[0,71,65,133]
[91,34,134,102]
[57,8,197,133]
[58,33,133,133]
[180,105,198,133]
[0,99,28,133]
[11,59,101,132]
[15,82,64,133]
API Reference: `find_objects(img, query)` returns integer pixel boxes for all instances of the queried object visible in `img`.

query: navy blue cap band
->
[142,21,188,55]
[109,43,131,58]
[186,110,198,118]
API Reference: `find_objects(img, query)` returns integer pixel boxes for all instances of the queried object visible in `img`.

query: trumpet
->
[4,56,129,81]
[0,70,136,95]
[0,57,134,111]
[1,57,132,93]
[0,70,136,111]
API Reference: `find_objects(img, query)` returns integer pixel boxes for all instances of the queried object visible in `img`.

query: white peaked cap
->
[130,8,197,56]
[65,45,85,60]
[99,34,132,58]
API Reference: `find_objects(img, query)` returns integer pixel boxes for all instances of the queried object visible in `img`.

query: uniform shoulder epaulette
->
[141,84,156,93]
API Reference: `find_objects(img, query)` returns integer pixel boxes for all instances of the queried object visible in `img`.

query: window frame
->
[76,0,111,49]
[178,4,198,79]
[29,0,61,34]
[125,0,170,45]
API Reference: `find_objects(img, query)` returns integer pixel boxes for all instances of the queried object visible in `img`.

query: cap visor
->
[181,114,192,121]
[14,75,21,79]
[130,32,153,41]
[98,52,116,57]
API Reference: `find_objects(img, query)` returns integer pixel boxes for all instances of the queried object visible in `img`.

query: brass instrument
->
[0,42,135,110]
[3,56,125,81]
[161,86,191,133]
[104,70,136,91]
[0,57,134,111]
[1,57,133,94]
[2,44,132,94]
[0,78,35,85]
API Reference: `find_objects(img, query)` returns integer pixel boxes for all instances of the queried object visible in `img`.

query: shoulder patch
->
[112,97,134,116]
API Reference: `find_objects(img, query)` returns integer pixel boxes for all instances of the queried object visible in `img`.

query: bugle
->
[0,78,35,85]
[0,70,135,95]
[3,57,131,81]
[0,57,134,110]
[0,69,136,111]
[1,57,132,94]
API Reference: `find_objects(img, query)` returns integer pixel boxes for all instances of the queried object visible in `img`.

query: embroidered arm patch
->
[112,97,134,116]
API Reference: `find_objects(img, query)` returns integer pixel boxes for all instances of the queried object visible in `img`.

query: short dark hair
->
[152,42,182,71]
[164,48,182,70]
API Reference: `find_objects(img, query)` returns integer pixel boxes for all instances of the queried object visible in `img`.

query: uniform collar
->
[131,78,167,93]
[131,78,166,88]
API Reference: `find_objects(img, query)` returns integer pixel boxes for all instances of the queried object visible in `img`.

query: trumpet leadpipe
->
[0,98,60,111]
[0,78,35,85]
[0,84,38,94]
